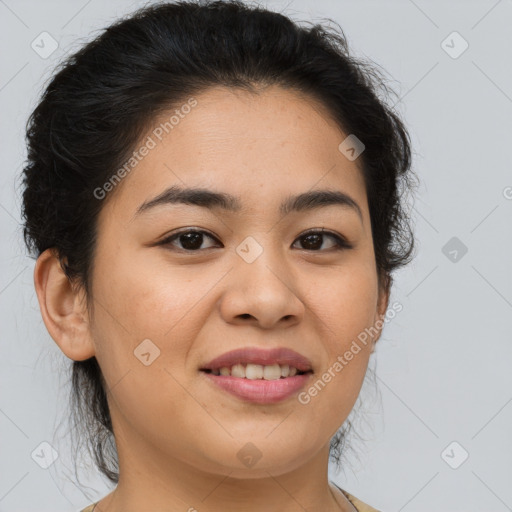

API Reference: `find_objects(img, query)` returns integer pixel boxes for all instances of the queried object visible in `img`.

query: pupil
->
[302,234,322,250]
[181,232,203,250]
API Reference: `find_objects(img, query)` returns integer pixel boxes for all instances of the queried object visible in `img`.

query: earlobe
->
[33,248,95,361]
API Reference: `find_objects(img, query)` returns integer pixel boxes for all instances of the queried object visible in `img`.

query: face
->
[79,85,387,478]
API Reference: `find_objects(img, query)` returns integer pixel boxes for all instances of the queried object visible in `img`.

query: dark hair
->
[20,0,416,485]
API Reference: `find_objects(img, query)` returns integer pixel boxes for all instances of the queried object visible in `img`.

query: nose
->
[219,249,305,329]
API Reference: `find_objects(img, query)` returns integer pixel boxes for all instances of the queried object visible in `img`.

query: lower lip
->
[201,372,312,404]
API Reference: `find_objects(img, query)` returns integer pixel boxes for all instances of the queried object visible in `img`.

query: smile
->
[200,366,313,404]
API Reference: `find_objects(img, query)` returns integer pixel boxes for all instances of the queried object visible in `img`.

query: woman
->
[20,1,416,510]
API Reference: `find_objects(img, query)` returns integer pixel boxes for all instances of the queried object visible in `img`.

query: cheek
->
[89,256,203,434]
[94,246,205,335]
[90,250,217,392]
[306,260,379,343]
[300,271,376,427]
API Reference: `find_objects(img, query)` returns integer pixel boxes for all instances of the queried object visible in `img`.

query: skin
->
[34,85,389,512]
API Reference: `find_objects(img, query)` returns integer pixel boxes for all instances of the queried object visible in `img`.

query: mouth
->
[199,346,314,374]
[199,367,313,404]
[199,347,314,404]
[200,363,313,379]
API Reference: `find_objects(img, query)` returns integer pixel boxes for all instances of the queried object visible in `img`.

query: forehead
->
[100,85,368,222]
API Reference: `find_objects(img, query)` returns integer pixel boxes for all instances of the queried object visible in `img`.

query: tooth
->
[263,364,282,380]
[245,364,263,379]
[212,364,302,379]
[231,363,246,378]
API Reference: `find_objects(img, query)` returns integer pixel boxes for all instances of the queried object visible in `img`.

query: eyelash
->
[158,228,353,253]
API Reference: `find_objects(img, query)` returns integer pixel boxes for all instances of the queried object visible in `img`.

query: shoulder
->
[79,503,98,512]
[336,486,382,512]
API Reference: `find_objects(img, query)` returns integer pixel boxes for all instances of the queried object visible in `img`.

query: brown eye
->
[160,229,221,251]
[159,228,352,253]
[293,230,352,251]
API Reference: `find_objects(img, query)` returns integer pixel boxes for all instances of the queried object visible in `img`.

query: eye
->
[159,229,222,252]
[159,228,352,253]
[292,229,352,251]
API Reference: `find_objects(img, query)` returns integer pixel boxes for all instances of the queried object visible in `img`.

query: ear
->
[33,248,95,361]
[370,275,391,352]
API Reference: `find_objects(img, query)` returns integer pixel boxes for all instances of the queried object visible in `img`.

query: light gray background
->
[1,0,511,511]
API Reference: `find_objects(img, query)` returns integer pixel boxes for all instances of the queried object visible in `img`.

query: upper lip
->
[200,347,313,373]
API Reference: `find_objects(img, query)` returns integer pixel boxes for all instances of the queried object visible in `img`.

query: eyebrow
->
[133,185,363,221]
